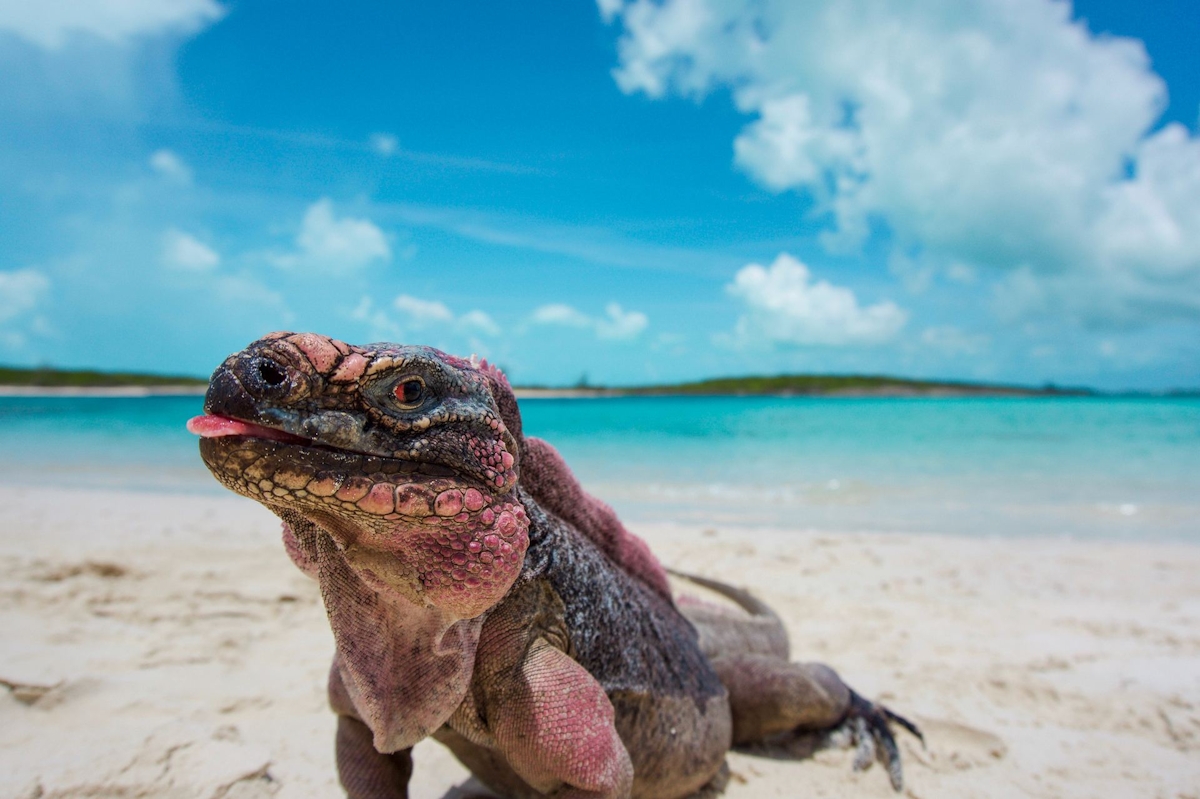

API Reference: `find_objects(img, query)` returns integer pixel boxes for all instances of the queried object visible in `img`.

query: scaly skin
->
[190,332,920,798]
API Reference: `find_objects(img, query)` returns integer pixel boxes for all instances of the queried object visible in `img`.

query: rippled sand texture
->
[1,485,1197,798]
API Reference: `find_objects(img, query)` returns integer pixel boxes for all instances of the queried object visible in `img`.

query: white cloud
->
[394,294,454,326]
[356,294,502,340]
[161,228,218,270]
[351,297,403,342]
[370,133,399,156]
[0,0,225,49]
[726,253,906,347]
[603,0,1200,325]
[149,149,192,185]
[530,302,649,341]
[274,198,391,272]
[0,268,49,323]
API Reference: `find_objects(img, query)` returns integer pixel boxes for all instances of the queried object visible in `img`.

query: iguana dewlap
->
[190,332,919,799]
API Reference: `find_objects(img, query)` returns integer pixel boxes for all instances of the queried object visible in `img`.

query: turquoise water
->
[1,395,1197,539]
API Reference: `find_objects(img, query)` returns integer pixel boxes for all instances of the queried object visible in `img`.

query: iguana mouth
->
[187,413,309,445]
[188,412,460,479]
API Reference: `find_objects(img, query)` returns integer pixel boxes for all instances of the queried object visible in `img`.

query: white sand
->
[1,485,1197,799]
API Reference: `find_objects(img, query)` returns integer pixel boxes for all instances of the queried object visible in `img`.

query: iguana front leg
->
[335,716,414,799]
[488,638,634,799]
[329,664,415,799]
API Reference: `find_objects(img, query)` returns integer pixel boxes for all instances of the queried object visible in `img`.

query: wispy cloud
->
[920,326,990,357]
[369,132,399,157]
[352,294,502,344]
[393,294,500,335]
[139,119,546,176]
[382,203,738,275]
[0,268,51,352]
[458,309,501,337]
[148,149,192,185]
[530,303,592,328]
[394,294,454,326]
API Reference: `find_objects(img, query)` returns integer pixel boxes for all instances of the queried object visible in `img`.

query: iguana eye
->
[393,376,426,409]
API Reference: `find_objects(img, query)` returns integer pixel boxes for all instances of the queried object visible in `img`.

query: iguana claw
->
[828,690,923,792]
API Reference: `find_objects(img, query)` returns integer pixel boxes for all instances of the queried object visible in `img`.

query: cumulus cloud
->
[0,0,225,49]
[726,253,906,347]
[149,149,192,185]
[274,198,391,272]
[161,228,218,270]
[0,268,49,323]
[602,0,1200,325]
[530,302,649,340]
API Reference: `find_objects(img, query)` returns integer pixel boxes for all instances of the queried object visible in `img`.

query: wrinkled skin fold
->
[191,332,921,798]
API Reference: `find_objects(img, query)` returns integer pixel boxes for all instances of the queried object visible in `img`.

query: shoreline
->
[1,484,1197,798]
[512,386,1048,399]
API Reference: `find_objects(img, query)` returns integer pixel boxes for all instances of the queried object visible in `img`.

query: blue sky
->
[1,0,1198,389]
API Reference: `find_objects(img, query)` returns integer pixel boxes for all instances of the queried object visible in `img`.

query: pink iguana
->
[189,332,920,798]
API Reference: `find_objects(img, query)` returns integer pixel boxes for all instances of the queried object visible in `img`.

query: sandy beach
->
[1,484,1197,799]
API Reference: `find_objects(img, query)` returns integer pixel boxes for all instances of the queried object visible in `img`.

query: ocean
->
[1,394,1197,540]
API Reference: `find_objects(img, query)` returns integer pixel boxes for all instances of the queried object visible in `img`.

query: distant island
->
[7,364,1181,398]
[514,374,1092,398]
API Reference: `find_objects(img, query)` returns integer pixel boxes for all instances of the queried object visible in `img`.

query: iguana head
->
[190,331,530,620]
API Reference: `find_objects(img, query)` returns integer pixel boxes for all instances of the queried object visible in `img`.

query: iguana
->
[188,332,921,798]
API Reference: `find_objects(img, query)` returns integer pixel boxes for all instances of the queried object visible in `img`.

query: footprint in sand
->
[32,560,129,582]
[1,675,102,711]
[904,717,1007,773]
[0,677,62,706]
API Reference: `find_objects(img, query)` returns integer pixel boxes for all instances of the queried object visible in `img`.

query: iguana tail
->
[668,569,791,661]
[667,568,782,619]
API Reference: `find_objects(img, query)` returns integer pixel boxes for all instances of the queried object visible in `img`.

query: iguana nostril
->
[256,359,288,387]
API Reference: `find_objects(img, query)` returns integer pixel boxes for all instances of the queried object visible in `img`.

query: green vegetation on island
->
[618,374,1091,397]
[0,365,207,388]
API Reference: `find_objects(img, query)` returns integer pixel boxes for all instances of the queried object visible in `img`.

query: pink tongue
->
[187,414,304,443]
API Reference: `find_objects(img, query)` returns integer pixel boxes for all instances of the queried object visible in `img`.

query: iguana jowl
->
[189,332,920,798]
